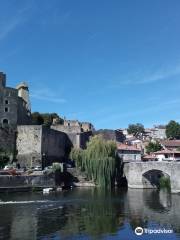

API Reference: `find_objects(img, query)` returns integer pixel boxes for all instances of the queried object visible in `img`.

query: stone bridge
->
[123,162,180,193]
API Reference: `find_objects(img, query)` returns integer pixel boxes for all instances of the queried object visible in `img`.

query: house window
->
[5,100,9,104]
[4,107,9,112]
[2,119,9,124]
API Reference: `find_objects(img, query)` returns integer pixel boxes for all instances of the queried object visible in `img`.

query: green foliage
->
[166,120,180,139]
[0,148,10,168]
[0,157,9,169]
[159,176,171,190]
[31,112,64,126]
[32,112,44,125]
[146,141,162,154]
[70,136,119,188]
[127,123,145,137]
[52,162,63,172]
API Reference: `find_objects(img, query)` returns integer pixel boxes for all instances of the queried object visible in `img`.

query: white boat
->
[43,188,53,194]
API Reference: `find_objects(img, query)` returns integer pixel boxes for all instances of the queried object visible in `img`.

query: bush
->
[52,162,63,173]
[159,176,171,190]
[146,141,162,154]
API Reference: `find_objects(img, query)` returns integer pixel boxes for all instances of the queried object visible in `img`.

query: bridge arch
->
[142,169,170,189]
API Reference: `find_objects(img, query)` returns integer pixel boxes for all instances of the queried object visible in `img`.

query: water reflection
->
[0,188,180,239]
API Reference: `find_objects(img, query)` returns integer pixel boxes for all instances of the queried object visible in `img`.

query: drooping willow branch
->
[70,135,119,188]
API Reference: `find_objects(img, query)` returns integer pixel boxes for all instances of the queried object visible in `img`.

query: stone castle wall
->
[51,124,92,149]
[17,125,42,168]
[51,125,82,134]
[17,98,31,125]
[41,127,72,165]
[0,127,16,153]
[16,125,72,168]
[0,86,19,126]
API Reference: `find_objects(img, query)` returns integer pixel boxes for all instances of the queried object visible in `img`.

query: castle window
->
[2,119,9,124]
[4,107,9,112]
[5,100,9,104]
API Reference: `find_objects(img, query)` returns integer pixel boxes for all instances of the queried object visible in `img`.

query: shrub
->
[159,176,171,190]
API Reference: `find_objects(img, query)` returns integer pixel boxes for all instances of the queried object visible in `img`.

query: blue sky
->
[1,0,180,129]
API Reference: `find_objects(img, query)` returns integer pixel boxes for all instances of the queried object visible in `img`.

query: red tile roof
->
[154,149,180,155]
[117,144,141,151]
[161,140,180,147]
[143,154,156,159]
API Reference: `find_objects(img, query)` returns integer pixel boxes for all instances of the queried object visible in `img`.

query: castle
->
[0,72,93,168]
[0,72,31,127]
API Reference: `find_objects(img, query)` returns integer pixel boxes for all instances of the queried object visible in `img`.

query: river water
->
[0,188,180,240]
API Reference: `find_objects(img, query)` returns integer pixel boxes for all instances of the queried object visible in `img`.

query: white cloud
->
[30,88,66,103]
[115,63,180,86]
[95,97,180,126]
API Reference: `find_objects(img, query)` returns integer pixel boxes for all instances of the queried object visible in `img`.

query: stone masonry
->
[17,125,72,168]
[124,161,180,193]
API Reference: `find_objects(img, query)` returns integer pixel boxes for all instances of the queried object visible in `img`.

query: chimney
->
[0,72,6,87]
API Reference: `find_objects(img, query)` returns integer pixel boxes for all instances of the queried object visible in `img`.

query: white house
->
[117,144,142,162]
[154,149,180,162]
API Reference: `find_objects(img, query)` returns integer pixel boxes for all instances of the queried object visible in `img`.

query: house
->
[142,154,157,161]
[117,144,142,162]
[160,140,180,150]
[153,149,180,162]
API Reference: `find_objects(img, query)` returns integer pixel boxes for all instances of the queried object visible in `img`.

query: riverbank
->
[0,168,96,192]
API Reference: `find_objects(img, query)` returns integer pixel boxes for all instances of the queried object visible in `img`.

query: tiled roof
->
[143,154,156,159]
[161,140,180,147]
[125,137,138,141]
[117,144,141,151]
[154,149,180,154]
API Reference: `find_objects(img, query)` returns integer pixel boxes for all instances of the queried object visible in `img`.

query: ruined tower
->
[16,82,31,113]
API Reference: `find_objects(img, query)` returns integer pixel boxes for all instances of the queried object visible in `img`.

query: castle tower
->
[0,72,6,88]
[16,82,31,112]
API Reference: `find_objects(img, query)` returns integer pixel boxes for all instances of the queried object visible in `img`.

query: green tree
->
[166,120,180,139]
[146,141,162,154]
[127,123,145,138]
[31,112,44,125]
[70,135,119,188]
[31,112,63,126]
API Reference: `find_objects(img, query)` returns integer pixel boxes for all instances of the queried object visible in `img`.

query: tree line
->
[31,112,64,127]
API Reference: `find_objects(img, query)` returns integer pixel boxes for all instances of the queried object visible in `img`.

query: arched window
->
[2,119,9,124]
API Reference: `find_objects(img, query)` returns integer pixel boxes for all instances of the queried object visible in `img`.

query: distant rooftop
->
[117,143,141,152]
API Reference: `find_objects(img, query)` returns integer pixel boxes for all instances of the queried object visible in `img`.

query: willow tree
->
[70,135,119,188]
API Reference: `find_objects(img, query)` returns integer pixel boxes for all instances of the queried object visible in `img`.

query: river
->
[0,188,180,240]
